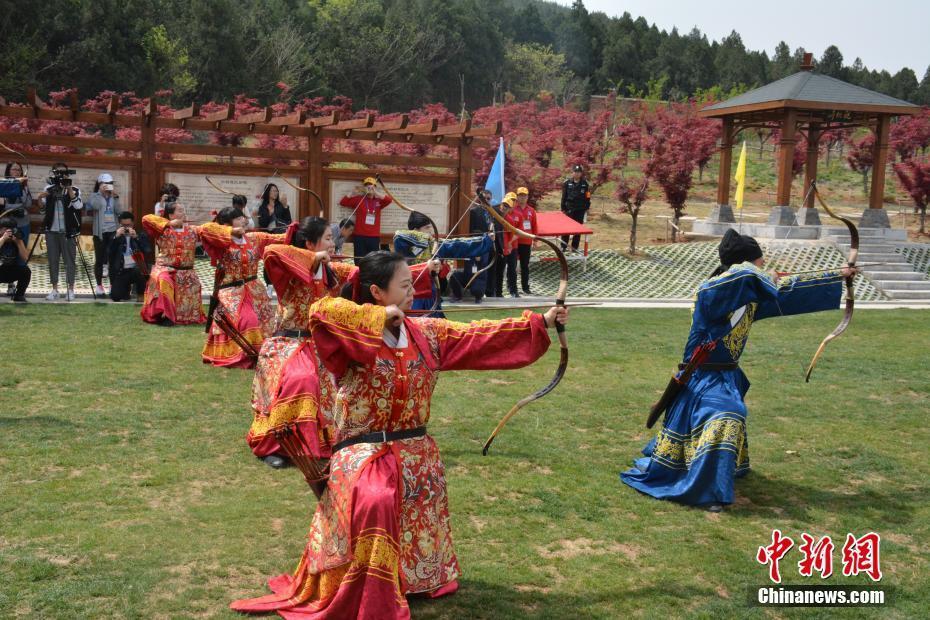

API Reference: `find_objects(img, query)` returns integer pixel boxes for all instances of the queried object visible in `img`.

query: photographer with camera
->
[1,162,31,295]
[153,183,180,217]
[86,173,121,296]
[108,211,149,302]
[40,163,83,301]
[0,215,30,302]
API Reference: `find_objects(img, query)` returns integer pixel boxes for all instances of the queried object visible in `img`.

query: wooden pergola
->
[699,54,920,228]
[0,89,501,237]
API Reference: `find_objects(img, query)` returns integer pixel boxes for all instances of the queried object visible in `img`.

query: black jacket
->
[561,177,590,213]
[257,200,292,232]
[43,187,83,235]
[108,229,150,275]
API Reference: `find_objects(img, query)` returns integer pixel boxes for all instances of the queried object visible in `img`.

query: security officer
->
[560,164,590,251]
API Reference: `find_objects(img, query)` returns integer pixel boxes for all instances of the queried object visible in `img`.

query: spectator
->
[153,183,180,217]
[256,183,293,296]
[338,177,392,257]
[513,186,538,295]
[85,173,121,296]
[108,211,149,302]
[1,162,31,295]
[330,217,355,255]
[41,163,83,302]
[0,216,30,302]
[501,192,521,297]
[560,164,590,251]
[232,194,254,229]
[256,183,292,233]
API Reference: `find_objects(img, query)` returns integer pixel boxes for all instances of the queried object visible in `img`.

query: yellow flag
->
[734,141,747,210]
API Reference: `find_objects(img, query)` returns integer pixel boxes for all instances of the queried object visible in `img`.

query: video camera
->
[47,166,76,190]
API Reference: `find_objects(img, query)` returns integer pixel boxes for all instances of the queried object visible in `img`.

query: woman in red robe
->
[199,206,287,368]
[232,251,568,619]
[140,202,205,326]
[246,216,356,468]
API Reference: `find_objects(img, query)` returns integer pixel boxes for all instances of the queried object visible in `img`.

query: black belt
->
[275,328,311,339]
[218,275,257,290]
[333,427,426,453]
[679,362,739,371]
[168,264,194,271]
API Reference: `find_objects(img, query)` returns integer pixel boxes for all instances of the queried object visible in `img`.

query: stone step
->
[865,271,926,281]
[857,252,909,262]
[881,289,930,300]
[873,279,930,290]
[861,263,922,272]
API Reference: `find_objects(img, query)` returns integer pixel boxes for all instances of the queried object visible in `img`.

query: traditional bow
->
[805,181,858,382]
[475,191,569,455]
[375,174,443,313]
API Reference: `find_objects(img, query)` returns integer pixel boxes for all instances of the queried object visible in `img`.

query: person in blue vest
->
[85,173,122,296]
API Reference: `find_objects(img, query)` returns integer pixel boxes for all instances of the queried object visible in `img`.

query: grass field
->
[1,303,928,619]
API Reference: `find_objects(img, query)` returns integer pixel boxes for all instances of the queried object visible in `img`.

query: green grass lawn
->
[1,303,928,619]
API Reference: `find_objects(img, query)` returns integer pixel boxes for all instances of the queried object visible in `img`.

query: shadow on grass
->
[732,472,929,526]
[409,577,710,620]
[0,415,78,429]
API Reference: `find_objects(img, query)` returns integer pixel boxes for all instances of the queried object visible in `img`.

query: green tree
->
[819,45,845,79]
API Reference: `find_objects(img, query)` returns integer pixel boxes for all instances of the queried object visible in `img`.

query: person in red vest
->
[501,192,521,298]
[338,176,392,257]
[513,186,538,295]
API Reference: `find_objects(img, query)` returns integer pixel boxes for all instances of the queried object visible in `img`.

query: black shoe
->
[705,503,724,513]
[12,295,27,303]
[509,291,520,298]
[522,288,532,295]
[261,454,290,469]
[159,317,175,327]
[474,294,483,304]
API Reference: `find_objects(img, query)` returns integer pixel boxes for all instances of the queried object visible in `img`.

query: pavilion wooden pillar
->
[775,109,798,206]
[869,115,891,210]
[796,123,823,225]
[803,124,820,209]
[716,117,734,207]
[139,105,157,221]
[307,133,324,218]
[455,142,474,235]
[859,113,892,228]
[769,108,798,226]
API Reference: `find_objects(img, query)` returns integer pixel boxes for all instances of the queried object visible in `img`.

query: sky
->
[555,0,928,76]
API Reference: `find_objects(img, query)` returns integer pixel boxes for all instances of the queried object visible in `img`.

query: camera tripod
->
[69,233,97,300]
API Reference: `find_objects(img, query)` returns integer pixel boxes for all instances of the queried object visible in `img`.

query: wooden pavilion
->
[698,53,919,231]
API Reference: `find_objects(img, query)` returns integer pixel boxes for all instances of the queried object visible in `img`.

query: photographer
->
[85,173,121,296]
[1,162,31,295]
[153,183,180,217]
[0,215,30,302]
[40,163,82,302]
[108,211,149,302]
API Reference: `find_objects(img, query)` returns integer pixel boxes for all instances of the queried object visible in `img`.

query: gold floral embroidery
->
[652,416,749,471]
[722,302,757,359]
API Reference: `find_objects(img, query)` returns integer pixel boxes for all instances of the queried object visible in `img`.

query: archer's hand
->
[231,226,246,238]
[427,258,441,273]
[315,250,331,265]
[169,218,184,228]
[543,305,569,329]
[0,230,12,245]
[384,304,405,328]
[841,266,860,278]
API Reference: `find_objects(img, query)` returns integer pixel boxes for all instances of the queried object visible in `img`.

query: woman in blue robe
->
[621,229,857,511]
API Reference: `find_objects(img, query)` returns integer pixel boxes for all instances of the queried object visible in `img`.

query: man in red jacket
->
[513,186,538,295]
[339,176,393,257]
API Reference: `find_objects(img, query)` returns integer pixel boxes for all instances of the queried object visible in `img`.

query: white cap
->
[97,173,114,183]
